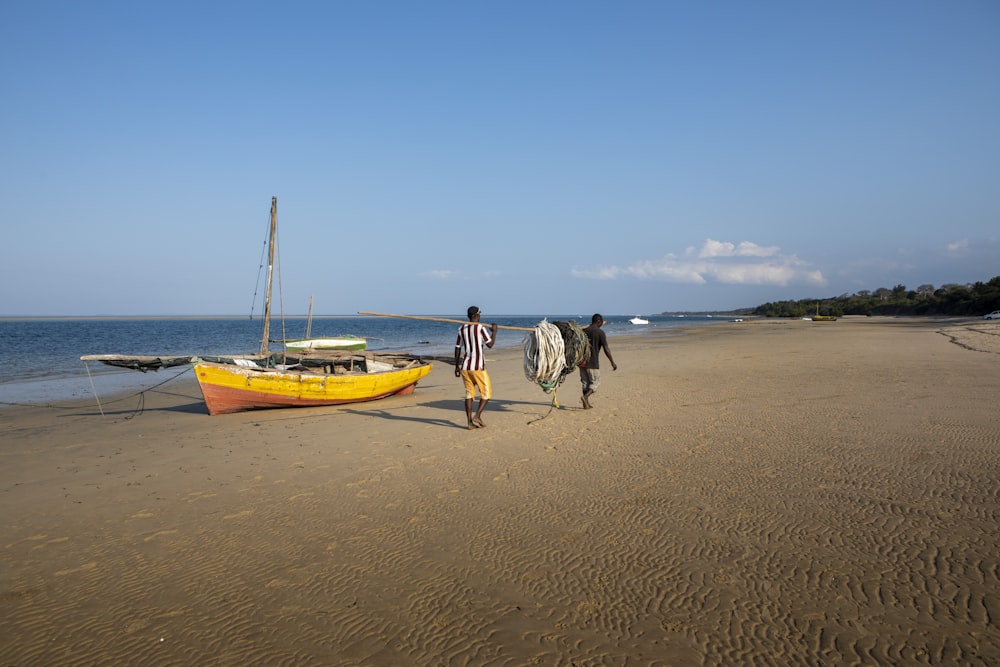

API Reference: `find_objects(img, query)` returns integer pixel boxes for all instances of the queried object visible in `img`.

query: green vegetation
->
[750,276,1000,318]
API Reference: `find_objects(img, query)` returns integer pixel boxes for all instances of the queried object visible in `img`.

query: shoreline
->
[2,317,998,664]
[1,313,987,323]
[1,313,682,321]
[1,315,986,413]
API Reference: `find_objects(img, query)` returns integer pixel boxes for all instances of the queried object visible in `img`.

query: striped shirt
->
[456,323,492,371]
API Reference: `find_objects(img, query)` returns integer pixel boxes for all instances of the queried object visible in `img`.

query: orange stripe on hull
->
[198,381,419,415]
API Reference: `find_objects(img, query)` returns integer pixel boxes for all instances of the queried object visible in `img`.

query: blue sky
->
[2,1,998,317]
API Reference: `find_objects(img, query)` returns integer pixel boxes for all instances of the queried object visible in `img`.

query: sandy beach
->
[2,317,998,666]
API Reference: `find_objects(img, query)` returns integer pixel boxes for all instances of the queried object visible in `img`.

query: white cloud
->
[694,239,780,259]
[708,263,796,285]
[946,239,969,254]
[623,258,707,283]
[420,269,460,279]
[736,241,781,258]
[693,239,733,258]
[573,239,826,287]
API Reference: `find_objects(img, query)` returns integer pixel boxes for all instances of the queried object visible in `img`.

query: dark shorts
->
[580,368,600,392]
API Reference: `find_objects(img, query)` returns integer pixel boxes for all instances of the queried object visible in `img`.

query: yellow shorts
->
[460,369,492,400]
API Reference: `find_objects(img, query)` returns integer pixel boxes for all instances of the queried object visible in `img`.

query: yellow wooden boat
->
[811,302,837,322]
[193,352,431,416]
[192,198,431,414]
[83,198,433,415]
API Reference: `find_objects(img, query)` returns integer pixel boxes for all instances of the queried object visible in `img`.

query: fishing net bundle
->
[523,319,591,395]
[553,320,590,370]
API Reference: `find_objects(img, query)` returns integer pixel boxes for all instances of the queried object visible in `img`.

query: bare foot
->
[581,397,592,410]
[467,421,479,430]
[473,417,486,428]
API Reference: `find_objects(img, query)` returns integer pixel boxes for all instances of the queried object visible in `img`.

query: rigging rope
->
[274,233,287,360]
[249,214,271,320]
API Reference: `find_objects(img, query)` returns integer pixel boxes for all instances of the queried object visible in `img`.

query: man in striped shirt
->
[455,305,498,430]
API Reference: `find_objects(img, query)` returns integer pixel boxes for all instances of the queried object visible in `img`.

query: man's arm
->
[486,323,498,349]
[602,333,618,371]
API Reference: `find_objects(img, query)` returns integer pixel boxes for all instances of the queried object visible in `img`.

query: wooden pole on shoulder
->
[358,311,535,332]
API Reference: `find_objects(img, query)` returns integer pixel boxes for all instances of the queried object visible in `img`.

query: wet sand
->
[2,317,999,665]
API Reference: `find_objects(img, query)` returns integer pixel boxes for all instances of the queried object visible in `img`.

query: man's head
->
[467,306,481,321]
[591,313,604,326]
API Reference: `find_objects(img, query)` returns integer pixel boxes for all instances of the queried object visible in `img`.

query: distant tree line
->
[749,276,1000,318]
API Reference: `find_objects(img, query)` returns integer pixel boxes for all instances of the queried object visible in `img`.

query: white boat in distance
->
[284,335,366,351]
[629,315,649,325]
[284,295,368,350]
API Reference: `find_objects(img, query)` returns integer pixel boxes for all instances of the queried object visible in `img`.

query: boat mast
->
[305,294,314,338]
[261,196,277,356]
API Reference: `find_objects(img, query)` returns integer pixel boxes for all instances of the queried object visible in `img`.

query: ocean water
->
[0,314,721,407]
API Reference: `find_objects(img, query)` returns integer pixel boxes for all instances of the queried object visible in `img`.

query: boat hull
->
[193,360,432,415]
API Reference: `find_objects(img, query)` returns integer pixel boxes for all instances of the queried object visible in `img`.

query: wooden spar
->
[260,197,277,356]
[358,311,535,332]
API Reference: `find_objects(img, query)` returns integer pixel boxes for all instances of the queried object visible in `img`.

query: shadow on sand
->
[341,396,571,429]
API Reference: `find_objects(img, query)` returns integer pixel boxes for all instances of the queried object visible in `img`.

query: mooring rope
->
[83,362,105,417]
[80,363,194,419]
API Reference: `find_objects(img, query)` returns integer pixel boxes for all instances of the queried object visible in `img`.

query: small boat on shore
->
[193,350,430,415]
[810,303,838,322]
[82,197,432,415]
[282,295,368,351]
[283,335,367,351]
[630,315,649,325]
